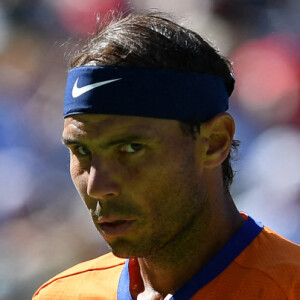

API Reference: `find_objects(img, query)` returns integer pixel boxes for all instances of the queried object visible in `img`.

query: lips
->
[89,201,135,237]
[98,219,135,237]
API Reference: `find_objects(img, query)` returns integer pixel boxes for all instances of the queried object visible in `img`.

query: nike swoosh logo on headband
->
[72,77,122,98]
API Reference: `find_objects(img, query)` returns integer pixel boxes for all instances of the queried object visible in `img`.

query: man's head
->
[62,11,238,257]
[67,11,238,192]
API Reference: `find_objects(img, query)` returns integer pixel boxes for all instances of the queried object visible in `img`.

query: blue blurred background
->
[0,0,299,299]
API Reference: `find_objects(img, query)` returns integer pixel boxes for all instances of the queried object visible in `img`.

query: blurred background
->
[0,0,299,299]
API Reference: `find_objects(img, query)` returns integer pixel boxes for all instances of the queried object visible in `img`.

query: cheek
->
[139,153,200,206]
[70,159,88,196]
[126,162,174,209]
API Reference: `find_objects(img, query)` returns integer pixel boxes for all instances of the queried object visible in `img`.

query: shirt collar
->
[117,214,263,300]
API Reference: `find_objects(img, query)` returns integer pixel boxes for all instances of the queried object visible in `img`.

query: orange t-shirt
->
[33,216,300,299]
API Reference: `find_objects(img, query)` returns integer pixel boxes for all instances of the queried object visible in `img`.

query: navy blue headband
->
[64,66,234,122]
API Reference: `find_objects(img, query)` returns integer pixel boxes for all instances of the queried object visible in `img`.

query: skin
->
[62,113,244,300]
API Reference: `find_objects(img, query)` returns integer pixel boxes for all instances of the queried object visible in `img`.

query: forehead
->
[62,114,181,141]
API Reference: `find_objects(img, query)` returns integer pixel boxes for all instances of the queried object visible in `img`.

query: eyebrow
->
[104,135,151,148]
[61,135,152,149]
[61,137,82,146]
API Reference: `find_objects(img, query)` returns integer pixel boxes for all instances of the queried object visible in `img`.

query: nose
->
[87,163,121,200]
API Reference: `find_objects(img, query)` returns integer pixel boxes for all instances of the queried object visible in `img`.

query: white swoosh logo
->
[72,77,122,98]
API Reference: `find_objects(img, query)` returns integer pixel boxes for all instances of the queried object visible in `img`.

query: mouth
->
[98,219,135,237]
[89,201,135,237]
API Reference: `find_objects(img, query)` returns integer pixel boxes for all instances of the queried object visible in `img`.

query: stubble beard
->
[105,179,209,265]
[86,148,210,263]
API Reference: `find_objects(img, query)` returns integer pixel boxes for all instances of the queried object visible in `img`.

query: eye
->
[75,145,90,156]
[119,143,143,153]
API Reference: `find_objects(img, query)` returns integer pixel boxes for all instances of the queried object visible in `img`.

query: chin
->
[112,250,134,259]
[108,240,144,259]
[110,246,139,259]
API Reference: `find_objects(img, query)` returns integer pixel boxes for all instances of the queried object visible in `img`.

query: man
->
[33,11,300,300]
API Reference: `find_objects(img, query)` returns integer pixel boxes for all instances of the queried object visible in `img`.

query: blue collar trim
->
[117,215,263,300]
[117,259,132,300]
[64,66,233,122]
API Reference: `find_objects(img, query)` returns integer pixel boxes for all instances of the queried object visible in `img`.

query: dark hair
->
[69,11,239,191]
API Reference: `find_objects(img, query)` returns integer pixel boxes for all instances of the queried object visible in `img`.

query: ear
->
[200,113,235,168]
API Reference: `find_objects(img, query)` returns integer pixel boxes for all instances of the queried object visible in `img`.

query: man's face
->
[62,114,209,258]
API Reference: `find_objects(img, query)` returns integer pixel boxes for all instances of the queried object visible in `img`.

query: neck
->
[132,193,244,299]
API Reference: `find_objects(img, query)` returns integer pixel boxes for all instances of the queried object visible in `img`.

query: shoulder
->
[41,252,126,281]
[33,252,126,299]
[235,226,300,298]
[239,226,300,268]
